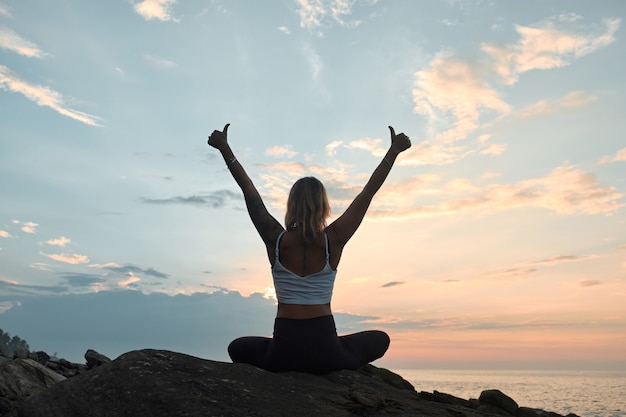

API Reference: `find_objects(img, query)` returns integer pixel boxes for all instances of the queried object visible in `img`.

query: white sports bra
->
[271,230,337,304]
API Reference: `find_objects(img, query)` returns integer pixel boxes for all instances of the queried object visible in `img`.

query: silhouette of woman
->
[208,123,411,374]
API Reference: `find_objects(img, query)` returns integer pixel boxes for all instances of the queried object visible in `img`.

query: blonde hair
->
[284,177,330,244]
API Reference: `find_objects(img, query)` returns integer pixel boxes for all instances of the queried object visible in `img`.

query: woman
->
[208,123,411,374]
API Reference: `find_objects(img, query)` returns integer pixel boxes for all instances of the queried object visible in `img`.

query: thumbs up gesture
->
[388,126,411,153]
[208,123,230,151]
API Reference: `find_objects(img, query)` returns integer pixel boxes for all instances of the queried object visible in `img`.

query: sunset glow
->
[1,1,624,368]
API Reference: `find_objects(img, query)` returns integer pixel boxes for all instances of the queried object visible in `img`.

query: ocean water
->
[395,369,626,417]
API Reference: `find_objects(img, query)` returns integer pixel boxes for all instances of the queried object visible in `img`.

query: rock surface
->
[15,349,579,417]
[0,356,65,417]
[0,348,102,417]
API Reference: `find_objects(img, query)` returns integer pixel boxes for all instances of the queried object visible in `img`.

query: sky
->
[1,0,625,370]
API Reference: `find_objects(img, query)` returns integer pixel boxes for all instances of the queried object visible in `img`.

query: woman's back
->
[274,229,341,276]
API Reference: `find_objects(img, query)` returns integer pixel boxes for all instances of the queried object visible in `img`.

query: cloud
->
[0,279,67,296]
[412,17,619,144]
[516,91,597,119]
[326,136,488,167]
[479,143,507,156]
[105,265,169,279]
[480,253,601,282]
[0,65,103,126]
[398,140,472,167]
[295,0,361,34]
[381,281,406,288]
[345,138,386,157]
[528,255,580,266]
[0,5,11,17]
[0,290,378,362]
[0,230,10,238]
[325,140,343,156]
[369,164,623,220]
[439,19,458,27]
[118,273,141,288]
[599,147,626,165]
[579,280,601,287]
[30,263,52,271]
[265,145,297,158]
[258,151,622,221]
[46,236,70,247]
[277,26,291,35]
[41,252,90,265]
[143,54,177,69]
[60,273,107,288]
[0,301,17,314]
[300,42,323,81]
[141,190,242,208]
[20,221,38,234]
[413,52,511,142]
[89,262,122,268]
[482,17,620,85]
[0,26,46,58]
[133,0,177,22]
[481,268,537,281]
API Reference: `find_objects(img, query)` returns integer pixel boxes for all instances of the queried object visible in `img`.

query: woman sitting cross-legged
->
[207,123,411,374]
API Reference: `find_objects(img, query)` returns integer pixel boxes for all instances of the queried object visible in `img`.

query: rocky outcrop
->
[0,348,106,417]
[14,349,579,417]
[0,356,65,417]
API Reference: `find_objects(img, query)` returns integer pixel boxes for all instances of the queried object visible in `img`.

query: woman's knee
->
[227,336,270,364]
[341,330,390,362]
[376,330,390,350]
[369,330,390,357]
[227,338,245,362]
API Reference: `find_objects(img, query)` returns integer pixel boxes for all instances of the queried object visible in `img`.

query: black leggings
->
[228,315,390,374]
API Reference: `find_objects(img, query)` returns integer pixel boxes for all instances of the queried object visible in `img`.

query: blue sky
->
[1,0,625,369]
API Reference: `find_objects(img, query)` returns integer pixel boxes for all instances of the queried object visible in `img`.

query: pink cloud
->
[0,27,46,58]
[370,164,623,220]
[599,147,626,165]
[413,53,511,143]
[483,18,620,85]
[41,252,89,265]
[46,236,70,247]
[133,0,177,21]
[0,65,103,126]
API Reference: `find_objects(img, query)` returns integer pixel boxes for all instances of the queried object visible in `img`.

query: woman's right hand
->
[208,123,230,150]
[388,126,411,153]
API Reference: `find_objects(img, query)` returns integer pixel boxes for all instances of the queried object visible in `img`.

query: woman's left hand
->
[208,123,230,150]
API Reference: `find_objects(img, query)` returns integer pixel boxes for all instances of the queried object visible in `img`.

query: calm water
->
[395,369,626,417]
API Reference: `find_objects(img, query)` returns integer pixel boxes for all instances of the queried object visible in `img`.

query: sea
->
[394,369,626,417]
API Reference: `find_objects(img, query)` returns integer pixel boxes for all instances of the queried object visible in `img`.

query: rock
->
[13,348,29,360]
[0,351,93,417]
[84,348,111,369]
[0,357,66,417]
[418,390,472,407]
[30,351,50,366]
[18,349,579,417]
[479,389,519,415]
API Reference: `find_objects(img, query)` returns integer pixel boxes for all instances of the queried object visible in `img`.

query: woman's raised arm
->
[328,126,411,245]
[208,124,283,246]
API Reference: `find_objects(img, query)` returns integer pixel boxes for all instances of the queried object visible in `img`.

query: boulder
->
[0,357,66,417]
[18,349,579,417]
[27,351,50,366]
[479,389,519,415]
[84,348,111,369]
[12,348,29,360]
